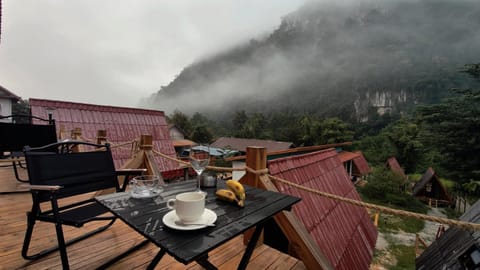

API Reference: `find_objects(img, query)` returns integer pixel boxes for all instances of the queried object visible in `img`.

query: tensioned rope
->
[9,132,476,230]
[150,149,480,231]
[267,174,480,231]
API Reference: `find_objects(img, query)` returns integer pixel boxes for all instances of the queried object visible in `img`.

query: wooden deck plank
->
[0,167,306,269]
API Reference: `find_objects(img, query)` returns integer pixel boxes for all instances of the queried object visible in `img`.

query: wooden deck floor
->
[0,166,306,270]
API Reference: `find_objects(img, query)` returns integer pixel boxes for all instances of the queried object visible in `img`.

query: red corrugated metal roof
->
[352,151,371,176]
[268,148,377,269]
[29,98,178,171]
[337,151,360,163]
[338,151,371,176]
[386,156,406,179]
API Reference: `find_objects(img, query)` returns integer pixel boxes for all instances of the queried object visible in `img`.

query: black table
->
[95,180,300,270]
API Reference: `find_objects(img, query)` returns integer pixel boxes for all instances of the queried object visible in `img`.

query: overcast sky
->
[0,0,305,108]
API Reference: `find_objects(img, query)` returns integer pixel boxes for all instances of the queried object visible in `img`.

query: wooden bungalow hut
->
[416,199,480,269]
[386,156,407,180]
[413,167,451,206]
[338,151,372,182]
[267,148,378,269]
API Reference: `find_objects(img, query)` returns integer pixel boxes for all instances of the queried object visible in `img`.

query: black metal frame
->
[144,221,266,270]
[21,141,146,270]
[0,114,57,182]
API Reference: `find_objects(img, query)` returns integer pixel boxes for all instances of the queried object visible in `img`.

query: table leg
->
[147,249,166,270]
[237,222,265,270]
[196,254,218,270]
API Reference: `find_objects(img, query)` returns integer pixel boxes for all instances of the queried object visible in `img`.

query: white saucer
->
[163,208,217,230]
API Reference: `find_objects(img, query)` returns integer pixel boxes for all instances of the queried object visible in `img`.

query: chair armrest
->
[19,184,62,191]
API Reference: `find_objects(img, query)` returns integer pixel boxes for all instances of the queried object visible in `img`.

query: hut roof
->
[0,85,21,101]
[29,98,178,171]
[268,148,377,269]
[211,137,294,153]
[416,200,480,269]
[338,150,372,176]
[386,157,407,179]
[413,167,438,195]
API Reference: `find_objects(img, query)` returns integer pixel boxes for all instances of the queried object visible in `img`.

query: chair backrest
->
[0,115,57,154]
[24,141,119,202]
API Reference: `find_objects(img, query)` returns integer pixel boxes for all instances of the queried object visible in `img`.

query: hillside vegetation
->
[146,0,480,123]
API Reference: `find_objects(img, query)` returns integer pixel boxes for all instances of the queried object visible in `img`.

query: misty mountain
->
[145,0,480,122]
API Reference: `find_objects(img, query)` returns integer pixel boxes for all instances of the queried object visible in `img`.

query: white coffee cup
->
[167,192,205,222]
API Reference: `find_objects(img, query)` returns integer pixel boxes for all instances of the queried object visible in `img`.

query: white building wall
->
[232,161,246,180]
[0,99,13,122]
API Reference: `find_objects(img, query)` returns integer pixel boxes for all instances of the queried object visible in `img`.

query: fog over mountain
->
[144,0,480,121]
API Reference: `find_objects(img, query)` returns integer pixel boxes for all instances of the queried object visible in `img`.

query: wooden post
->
[96,130,107,145]
[374,212,380,227]
[241,146,267,188]
[241,147,267,247]
[120,135,164,184]
[71,128,83,152]
[71,127,82,140]
[139,135,153,150]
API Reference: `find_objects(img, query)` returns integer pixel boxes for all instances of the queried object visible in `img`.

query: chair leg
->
[12,160,29,182]
[22,219,117,262]
[21,212,37,260]
[54,221,70,270]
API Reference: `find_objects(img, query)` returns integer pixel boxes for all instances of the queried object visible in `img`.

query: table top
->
[95,180,300,264]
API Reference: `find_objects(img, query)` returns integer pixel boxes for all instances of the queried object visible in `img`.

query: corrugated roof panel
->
[268,148,377,269]
[29,98,177,172]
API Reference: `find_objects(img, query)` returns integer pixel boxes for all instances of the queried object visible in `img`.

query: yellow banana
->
[216,189,238,203]
[215,188,244,207]
[226,180,246,201]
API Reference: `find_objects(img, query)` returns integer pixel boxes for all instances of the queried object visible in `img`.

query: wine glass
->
[189,144,210,196]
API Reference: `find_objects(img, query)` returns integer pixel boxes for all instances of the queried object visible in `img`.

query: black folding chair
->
[0,114,57,182]
[21,141,147,270]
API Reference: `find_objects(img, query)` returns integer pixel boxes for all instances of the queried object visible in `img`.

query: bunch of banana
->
[215,180,246,207]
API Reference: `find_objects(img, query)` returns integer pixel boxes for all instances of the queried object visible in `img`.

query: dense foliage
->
[169,63,480,191]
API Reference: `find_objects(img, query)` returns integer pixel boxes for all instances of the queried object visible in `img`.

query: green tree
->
[242,113,268,139]
[300,114,316,146]
[267,111,302,144]
[354,134,395,166]
[314,117,354,145]
[232,110,248,132]
[191,124,213,144]
[168,110,192,138]
[12,99,30,123]
[191,112,210,127]
[416,88,480,183]
[383,117,423,173]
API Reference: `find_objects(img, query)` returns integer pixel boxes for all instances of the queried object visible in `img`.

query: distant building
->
[212,137,295,180]
[338,151,371,182]
[168,124,186,140]
[416,199,480,269]
[413,167,451,206]
[211,137,294,154]
[0,85,21,122]
[168,124,196,157]
[386,156,407,180]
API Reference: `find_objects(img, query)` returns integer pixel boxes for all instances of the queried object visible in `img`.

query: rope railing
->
[108,140,138,149]
[267,174,480,232]
[147,149,480,231]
